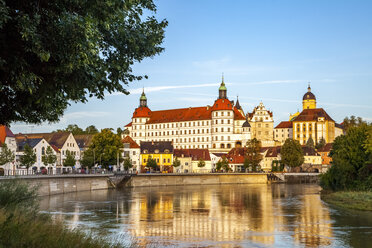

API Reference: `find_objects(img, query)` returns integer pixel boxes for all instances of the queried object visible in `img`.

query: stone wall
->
[0,175,113,196]
[126,173,268,187]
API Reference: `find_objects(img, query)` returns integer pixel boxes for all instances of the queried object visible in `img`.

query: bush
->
[0,180,39,211]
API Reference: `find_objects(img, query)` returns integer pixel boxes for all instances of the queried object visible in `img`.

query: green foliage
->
[172,157,181,167]
[197,159,206,168]
[80,149,95,169]
[42,146,57,167]
[245,138,263,171]
[0,180,39,211]
[0,0,167,125]
[123,157,133,171]
[0,143,15,166]
[117,128,123,137]
[315,137,326,150]
[271,160,281,172]
[320,124,372,191]
[146,156,158,170]
[0,180,124,248]
[343,116,366,133]
[85,125,99,135]
[19,144,36,172]
[87,129,123,169]
[64,150,76,167]
[306,137,315,148]
[281,139,304,170]
[365,125,372,162]
[216,157,230,172]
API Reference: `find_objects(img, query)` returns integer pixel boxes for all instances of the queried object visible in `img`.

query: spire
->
[308,82,311,92]
[235,95,242,110]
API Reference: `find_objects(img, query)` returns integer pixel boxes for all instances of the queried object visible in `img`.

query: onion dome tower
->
[218,74,227,99]
[302,83,317,110]
[139,88,147,107]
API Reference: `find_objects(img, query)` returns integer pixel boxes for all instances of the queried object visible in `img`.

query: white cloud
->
[111,83,220,96]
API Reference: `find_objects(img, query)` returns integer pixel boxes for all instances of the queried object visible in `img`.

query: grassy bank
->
[0,180,123,248]
[321,191,372,211]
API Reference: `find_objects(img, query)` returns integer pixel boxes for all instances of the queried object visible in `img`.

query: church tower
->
[302,83,316,110]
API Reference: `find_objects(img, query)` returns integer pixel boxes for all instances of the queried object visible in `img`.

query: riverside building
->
[125,78,252,153]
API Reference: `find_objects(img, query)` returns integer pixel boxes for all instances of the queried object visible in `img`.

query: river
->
[40,184,372,247]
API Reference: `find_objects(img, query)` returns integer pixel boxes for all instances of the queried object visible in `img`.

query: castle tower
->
[218,75,227,99]
[139,88,147,107]
[302,83,316,110]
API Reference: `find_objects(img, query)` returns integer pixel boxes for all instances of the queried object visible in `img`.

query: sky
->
[11,0,372,134]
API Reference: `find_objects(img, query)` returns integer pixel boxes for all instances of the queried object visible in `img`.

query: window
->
[167,159,170,163]
[42,147,45,155]
[227,112,230,116]
[221,112,224,116]
[163,159,166,163]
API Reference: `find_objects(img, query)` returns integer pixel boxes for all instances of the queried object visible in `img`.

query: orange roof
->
[174,149,211,161]
[226,147,247,164]
[293,108,334,122]
[146,106,211,124]
[211,98,233,111]
[132,106,151,118]
[317,143,333,153]
[125,122,132,127]
[122,136,140,148]
[275,121,293,129]
[0,126,15,145]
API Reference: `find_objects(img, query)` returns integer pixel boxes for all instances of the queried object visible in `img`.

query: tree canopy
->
[42,146,57,167]
[19,144,36,173]
[0,0,167,125]
[197,159,206,168]
[64,150,76,167]
[216,157,230,172]
[281,139,304,170]
[343,116,366,132]
[0,143,15,166]
[172,157,181,167]
[146,156,158,170]
[245,138,263,171]
[55,124,99,135]
[123,157,133,171]
[80,149,95,169]
[86,129,123,168]
[306,137,315,148]
[321,124,372,191]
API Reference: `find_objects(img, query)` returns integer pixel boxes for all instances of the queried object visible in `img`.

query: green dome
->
[219,82,227,91]
[140,91,147,100]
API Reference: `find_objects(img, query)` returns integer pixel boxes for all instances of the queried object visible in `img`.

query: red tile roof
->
[133,103,245,124]
[174,149,211,161]
[293,108,334,122]
[122,136,140,148]
[226,147,247,164]
[0,126,15,145]
[317,143,333,153]
[275,121,293,129]
[124,122,132,127]
[132,106,151,118]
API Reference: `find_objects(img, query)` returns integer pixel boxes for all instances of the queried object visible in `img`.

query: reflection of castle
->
[127,185,333,247]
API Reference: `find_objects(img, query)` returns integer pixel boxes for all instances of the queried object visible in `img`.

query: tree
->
[80,149,95,169]
[172,157,181,167]
[343,116,366,132]
[245,138,263,172]
[123,157,133,171]
[0,1,167,126]
[146,156,158,170]
[306,137,315,148]
[197,159,206,168]
[321,124,372,191]
[86,129,123,169]
[42,146,57,171]
[85,125,99,135]
[281,139,304,171]
[117,128,123,137]
[65,124,84,135]
[19,144,36,175]
[0,143,15,167]
[216,157,230,172]
[64,150,76,168]
[243,157,250,172]
[315,137,326,150]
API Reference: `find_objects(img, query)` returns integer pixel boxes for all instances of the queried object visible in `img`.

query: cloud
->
[111,83,220,96]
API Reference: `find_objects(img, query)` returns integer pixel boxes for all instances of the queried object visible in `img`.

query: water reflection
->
[40,184,372,247]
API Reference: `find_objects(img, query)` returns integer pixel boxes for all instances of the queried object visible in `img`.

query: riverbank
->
[321,191,372,211]
[0,180,124,248]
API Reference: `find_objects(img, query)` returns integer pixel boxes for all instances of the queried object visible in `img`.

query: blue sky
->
[12,0,372,134]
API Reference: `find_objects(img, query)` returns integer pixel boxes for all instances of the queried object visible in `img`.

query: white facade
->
[60,133,81,168]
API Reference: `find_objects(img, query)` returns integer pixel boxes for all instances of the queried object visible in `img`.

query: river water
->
[40,184,372,248]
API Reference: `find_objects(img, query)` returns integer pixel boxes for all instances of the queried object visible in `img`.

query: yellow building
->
[140,141,173,172]
[292,85,340,145]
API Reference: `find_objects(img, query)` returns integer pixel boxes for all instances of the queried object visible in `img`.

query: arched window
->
[227,143,231,149]
[220,143,225,148]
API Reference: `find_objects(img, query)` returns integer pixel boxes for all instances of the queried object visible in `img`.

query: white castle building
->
[124,78,252,153]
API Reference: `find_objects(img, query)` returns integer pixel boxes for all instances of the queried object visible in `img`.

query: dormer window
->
[164,149,170,154]
[154,149,159,154]
[143,149,148,154]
